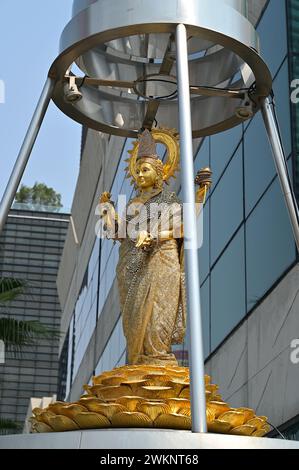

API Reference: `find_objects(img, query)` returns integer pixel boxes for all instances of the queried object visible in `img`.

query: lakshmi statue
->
[99,128,211,366]
[30,130,271,437]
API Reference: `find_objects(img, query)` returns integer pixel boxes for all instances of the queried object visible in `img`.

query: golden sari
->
[116,189,186,365]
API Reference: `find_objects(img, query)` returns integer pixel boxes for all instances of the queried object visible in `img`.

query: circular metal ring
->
[49,0,272,137]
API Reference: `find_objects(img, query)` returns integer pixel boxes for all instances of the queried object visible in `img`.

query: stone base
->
[0,429,299,449]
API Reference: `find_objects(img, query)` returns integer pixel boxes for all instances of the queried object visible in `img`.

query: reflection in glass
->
[199,199,210,283]
[211,227,246,350]
[95,317,126,375]
[194,138,210,174]
[211,145,243,264]
[71,239,100,379]
[201,278,210,359]
[210,124,242,185]
[272,59,292,158]
[257,0,287,77]
[244,112,276,216]
[246,178,296,311]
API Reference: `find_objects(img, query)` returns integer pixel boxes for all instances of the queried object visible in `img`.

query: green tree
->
[15,182,62,210]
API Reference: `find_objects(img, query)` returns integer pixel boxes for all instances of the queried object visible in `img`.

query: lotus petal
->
[48,415,80,432]
[179,408,191,417]
[59,403,88,419]
[36,411,56,427]
[165,398,190,413]
[206,384,219,393]
[32,407,43,417]
[165,380,187,395]
[33,422,53,433]
[230,424,256,436]
[207,401,230,418]
[218,410,246,428]
[155,413,191,430]
[137,402,171,420]
[208,420,233,434]
[83,384,95,395]
[206,407,216,423]
[48,402,69,415]
[86,403,127,420]
[139,386,175,399]
[237,407,255,422]
[117,396,145,411]
[246,417,267,430]
[78,397,106,411]
[179,387,190,399]
[251,423,271,437]
[121,380,148,393]
[143,374,174,385]
[111,411,153,428]
[93,384,132,400]
[73,412,111,429]
[101,376,127,386]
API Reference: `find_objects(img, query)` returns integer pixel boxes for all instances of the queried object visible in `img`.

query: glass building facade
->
[58,0,299,438]
[0,208,69,426]
[287,0,299,199]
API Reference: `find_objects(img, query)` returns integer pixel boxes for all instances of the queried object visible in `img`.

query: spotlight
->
[64,75,82,103]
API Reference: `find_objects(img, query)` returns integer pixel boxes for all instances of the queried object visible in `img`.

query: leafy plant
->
[0,277,60,354]
[0,418,22,435]
[0,278,28,304]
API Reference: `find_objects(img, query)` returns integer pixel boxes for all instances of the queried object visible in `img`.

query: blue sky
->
[0,1,82,210]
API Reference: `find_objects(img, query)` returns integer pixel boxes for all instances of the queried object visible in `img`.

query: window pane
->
[211,227,246,350]
[210,125,242,185]
[272,59,292,158]
[244,112,276,216]
[211,145,243,264]
[199,199,210,283]
[246,178,296,311]
[201,278,210,359]
[194,137,210,174]
[257,0,287,77]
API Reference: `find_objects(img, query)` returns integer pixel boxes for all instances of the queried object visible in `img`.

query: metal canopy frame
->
[48,0,272,138]
[1,0,299,435]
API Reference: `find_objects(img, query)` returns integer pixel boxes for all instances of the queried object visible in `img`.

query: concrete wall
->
[205,263,299,428]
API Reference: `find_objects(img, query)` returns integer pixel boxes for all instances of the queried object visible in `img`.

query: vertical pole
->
[176,23,207,433]
[0,77,55,234]
[261,97,299,252]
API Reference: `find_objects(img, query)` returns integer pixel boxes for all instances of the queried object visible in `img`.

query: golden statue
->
[99,128,210,366]
[30,129,270,438]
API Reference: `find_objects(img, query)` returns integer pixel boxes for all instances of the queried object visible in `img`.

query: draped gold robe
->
[116,189,186,365]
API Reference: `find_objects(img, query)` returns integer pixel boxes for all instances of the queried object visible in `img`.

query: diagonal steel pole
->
[261,96,299,252]
[176,23,207,433]
[0,77,55,234]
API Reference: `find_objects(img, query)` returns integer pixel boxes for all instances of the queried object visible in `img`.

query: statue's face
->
[136,161,157,190]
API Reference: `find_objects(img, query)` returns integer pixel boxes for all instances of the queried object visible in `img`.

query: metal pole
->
[176,23,207,433]
[0,77,55,234]
[261,97,299,252]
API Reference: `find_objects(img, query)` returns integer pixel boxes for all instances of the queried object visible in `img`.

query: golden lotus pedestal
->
[30,365,270,437]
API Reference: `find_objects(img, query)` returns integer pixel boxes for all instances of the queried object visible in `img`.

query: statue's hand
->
[99,191,111,204]
[195,168,212,190]
[135,231,153,249]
